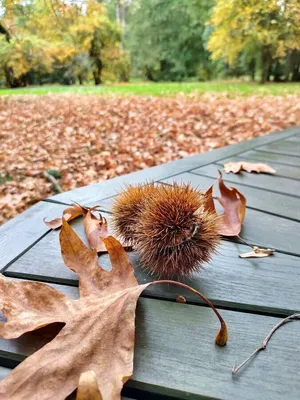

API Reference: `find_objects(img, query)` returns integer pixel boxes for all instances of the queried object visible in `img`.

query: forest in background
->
[0,0,299,88]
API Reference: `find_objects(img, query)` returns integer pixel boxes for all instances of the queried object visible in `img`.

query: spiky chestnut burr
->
[111,182,157,245]
[112,183,220,278]
[135,184,220,278]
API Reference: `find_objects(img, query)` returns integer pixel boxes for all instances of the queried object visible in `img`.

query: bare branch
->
[232,313,300,375]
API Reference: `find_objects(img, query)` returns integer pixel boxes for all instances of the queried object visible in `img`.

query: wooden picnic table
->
[0,126,300,399]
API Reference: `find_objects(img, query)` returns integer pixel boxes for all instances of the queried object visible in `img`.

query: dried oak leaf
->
[44,203,90,229]
[204,172,246,237]
[0,218,228,400]
[239,246,275,258]
[223,162,276,175]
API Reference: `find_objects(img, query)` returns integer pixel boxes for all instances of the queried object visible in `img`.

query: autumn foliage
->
[1,94,300,226]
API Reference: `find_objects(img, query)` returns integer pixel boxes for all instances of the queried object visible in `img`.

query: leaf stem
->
[151,280,228,345]
[232,313,300,375]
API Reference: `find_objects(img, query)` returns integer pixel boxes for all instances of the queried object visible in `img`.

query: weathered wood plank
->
[191,164,300,197]
[216,156,300,180]
[162,172,300,221]
[0,202,66,272]
[238,150,300,167]
[5,220,300,316]
[0,292,299,400]
[258,140,300,157]
[45,127,300,205]
[284,135,300,143]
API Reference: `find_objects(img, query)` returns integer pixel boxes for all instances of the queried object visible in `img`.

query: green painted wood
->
[238,150,300,167]
[162,172,300,222]
[46,127,300,205]
[0,202,66,271]
[5,219,300,316]
[258,140,300,157]
[284,135,300,143]
[191,164,300,197]
[215,156,300,180]
[0,292,299,400]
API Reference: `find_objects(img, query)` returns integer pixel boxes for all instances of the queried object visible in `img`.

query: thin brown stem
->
[232,313,300,375]
[237,235,275,253]
[151,280,228,345]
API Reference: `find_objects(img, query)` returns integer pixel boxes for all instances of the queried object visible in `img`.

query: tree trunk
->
[260,47,272,84]
[249,59,256,81]
[4,65,27,88]
[78,74,83,85]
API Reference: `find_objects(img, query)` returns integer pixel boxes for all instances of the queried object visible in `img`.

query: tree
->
[208,0,300,83]
[126,0,214,81]
[0,0,124,87]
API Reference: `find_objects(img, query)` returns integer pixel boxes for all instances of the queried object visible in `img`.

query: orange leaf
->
[44,203,88,229]
[224,162,276,174]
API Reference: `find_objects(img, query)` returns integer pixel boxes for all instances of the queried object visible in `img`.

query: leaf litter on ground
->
[1,93,299,225]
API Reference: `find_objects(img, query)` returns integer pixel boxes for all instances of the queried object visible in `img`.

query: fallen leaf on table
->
[205,172,246,237]
[44,203,90,229]
[239,246,275,258]
[84,209,128,252]
[224,161,276,174]
[84,210,110,252]
[0,217,228,400]
[77,371,103,400]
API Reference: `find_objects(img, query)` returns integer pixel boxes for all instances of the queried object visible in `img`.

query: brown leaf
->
[224,161,276,174]
[44,203,88,229]
[84,210,110,252]
[217,172,246,236]
[0,218,228,399]
[77,371,103,400]
[239,246,274,258]
[204,172,246,237]
[0,219,149,400]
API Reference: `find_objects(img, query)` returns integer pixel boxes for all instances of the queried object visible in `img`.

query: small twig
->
[42,171,63,193]
[232,313,300,375]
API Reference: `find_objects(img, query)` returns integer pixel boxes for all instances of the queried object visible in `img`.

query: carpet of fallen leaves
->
[1,93,299,225]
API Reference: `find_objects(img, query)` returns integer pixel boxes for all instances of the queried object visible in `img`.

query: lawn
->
[1,81,300,97]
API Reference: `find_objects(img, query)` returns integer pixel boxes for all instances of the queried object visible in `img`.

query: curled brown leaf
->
[204,172,246,237]
[239,246,274,258]
[44,203,89,229]
[224,161,276,174]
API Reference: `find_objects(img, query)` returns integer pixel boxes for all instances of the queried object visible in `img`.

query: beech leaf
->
[0,217,228,400]
[224,161,276,174]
